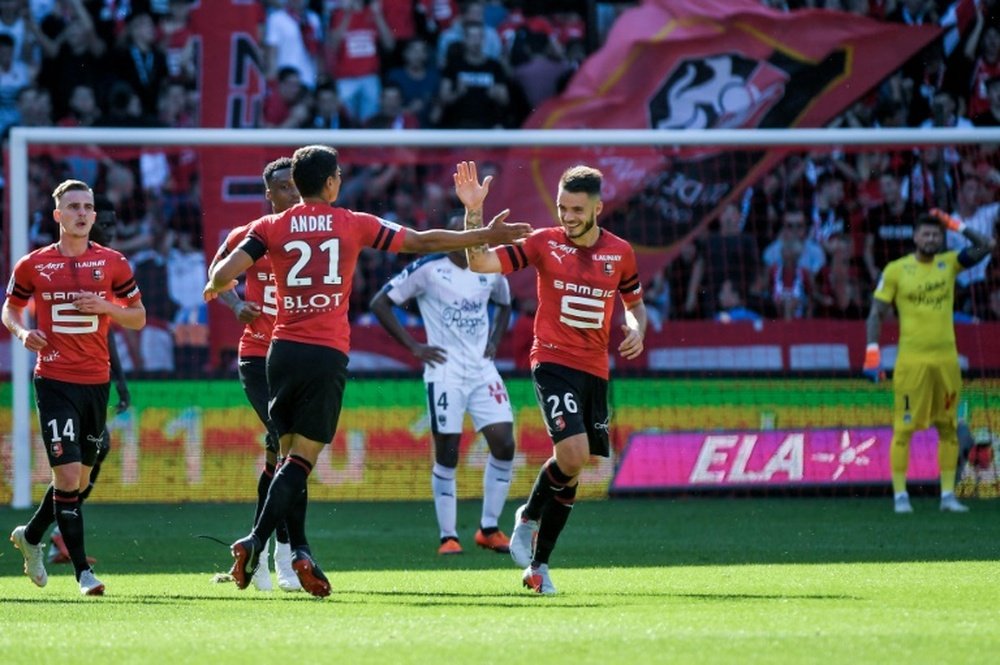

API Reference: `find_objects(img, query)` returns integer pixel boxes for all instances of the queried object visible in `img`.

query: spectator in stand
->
[36,0,104,120]
[159,0,198,85]
[103,161,154,254]
[947,174,1000,315]
[325,0,396,125]
[511,28,570,112]
[809,172,853,253]
[972,75,1000,126]
[57,83,102,126]
[365,82,420,129]
[965,12,1000,120]
[436,1,501,68]
[158,79,195,128]
[715,279,762,324]
[262,65,311,129]
[906,145,956,209]
[766,237,815,320]
[887,0,935,25]
[122,221,177,373]
[816,231,865,319]
[743,172,786,251]
[763,206,827,277]
[694,202,760,317]
[263,0,321,90]
[920,89,973,129]
[438,19,509,129]
[95,80,160,127]
[307,81,354,129]
[110,12,168,118]
[0,0,33,64]
[12,83,51,128]
[385,38,440,127]
[666,238,704,319]
[863,171,920,284]
[0,32,32,135]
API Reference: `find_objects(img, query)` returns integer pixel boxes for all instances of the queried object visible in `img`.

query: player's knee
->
[434,435,461,468]
[488,436,515,462]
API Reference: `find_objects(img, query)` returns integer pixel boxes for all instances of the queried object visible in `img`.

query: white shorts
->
[426,369,514,435]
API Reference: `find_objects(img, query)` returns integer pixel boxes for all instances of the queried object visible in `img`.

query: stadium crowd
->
[3,0,1000,371]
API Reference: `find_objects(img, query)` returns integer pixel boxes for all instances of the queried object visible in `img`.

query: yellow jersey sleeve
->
[873,260,898,304]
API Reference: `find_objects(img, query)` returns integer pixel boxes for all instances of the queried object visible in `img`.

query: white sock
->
[432,463,458,539]
[481,455,514,530]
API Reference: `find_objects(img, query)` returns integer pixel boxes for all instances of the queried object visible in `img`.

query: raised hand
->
[454,160,492,210]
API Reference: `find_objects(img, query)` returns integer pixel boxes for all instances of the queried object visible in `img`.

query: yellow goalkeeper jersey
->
[874,251,961,363]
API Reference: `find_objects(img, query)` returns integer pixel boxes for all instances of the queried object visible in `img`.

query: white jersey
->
[384,254,511,384]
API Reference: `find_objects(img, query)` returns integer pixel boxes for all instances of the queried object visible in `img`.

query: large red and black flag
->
[493,0,940,274]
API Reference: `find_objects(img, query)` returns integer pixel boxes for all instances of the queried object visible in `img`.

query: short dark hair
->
[915,213,944,231]
[291,145,339,198]
[52,179,92,206]
[558,165,602,197]
[263,157,293,186]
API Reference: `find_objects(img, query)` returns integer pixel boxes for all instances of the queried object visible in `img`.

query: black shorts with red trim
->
[531,362,610,457]
[34,377,110,467]
[239,354,279,454]
[266,339,348,445]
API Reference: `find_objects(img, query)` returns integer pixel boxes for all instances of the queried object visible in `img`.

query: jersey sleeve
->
[384,260,426,305]
[5,256,34,307]
[618,245,643,307]
[873,261,897,303]
[111,253,142,304]
[496,231,540,274]
[356,212,407,253]
[490,275,512,306]
[241,219,269,261]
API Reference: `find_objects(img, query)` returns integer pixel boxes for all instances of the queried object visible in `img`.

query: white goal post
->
[7,125,999,508]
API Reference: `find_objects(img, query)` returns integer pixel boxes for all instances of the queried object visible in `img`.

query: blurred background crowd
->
[2,0,1000,372]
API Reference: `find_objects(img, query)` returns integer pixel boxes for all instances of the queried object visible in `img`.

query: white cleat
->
[893,493,913,514]
[251,543,273,591]
[940,493,970,513]
[10,526,48,587]
[509,504,539,568]
[78,569,105,596]
[274,541,302,592]
[522,564,557,595]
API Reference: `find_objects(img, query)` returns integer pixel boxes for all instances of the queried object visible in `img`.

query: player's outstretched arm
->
[618,300,647,360]
[208,244,260,323]
[370,289,447,366]
[204,249,253,301]
[485,301,511,359]
[399,211,528,257]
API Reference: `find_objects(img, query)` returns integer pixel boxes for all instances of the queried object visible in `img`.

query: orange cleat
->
[474,529,511,553]
[437,538,463,555]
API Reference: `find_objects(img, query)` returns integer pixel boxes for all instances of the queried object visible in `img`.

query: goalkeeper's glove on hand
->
[929,208,966,233]
[863,343,885,382]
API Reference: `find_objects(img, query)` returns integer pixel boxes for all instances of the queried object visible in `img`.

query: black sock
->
[81,434,110,502]
[284,482,308,550]
[524,459,574,521]
[480,525,499,535]
[25,484,56,545]
[254,463,275,529]
[251,455,311,546]
[53,488,88,578]
[532,483,577,566]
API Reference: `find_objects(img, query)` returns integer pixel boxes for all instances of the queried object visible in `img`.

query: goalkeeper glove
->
[862,343,885,382]
[929,208,966,233]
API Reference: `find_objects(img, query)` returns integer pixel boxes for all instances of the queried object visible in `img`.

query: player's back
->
[8,242,139,383]
[246,201,405,354]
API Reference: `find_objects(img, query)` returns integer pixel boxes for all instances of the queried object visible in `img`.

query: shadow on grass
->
[3,498,999,576]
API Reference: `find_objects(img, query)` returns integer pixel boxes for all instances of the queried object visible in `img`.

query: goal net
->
[3,127,999,508]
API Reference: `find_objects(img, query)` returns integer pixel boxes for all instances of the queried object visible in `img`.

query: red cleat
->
[291,550,331,598]
[229,536,261,590]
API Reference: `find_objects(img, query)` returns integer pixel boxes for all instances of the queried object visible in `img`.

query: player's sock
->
[53,488,88,579]
[24,484,56,545]
[890,430,914,495]
[937,420,960,495]
[270,457,292,545]
[251,455,311,545]
[481,455,513,530]
[432,463,458,539]
[532,482,577,565]
[80,436,109,502]
[524,458,574,521]
[254,462,276,528]
[284,483,308,551]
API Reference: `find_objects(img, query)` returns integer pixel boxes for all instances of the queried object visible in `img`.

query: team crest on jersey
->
[603,262,614,275]
[937,261,946,270]
[438,415,447,427]
[92,268,104,281]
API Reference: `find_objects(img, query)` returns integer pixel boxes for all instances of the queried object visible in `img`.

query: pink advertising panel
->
[611,428,941,491]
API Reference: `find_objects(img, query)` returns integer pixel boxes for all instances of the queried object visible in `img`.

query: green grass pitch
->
[2,498,999,664]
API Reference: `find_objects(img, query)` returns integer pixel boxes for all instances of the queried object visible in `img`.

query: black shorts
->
[267,339,348,445]
[34,377,110,468]
[531,362,610,457]
[239,355,279,454]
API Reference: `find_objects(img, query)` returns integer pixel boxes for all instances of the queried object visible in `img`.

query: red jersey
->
[6,243,141,383]
[222,223,275,358]
[497,227,642,379]
[242,202,407,354]
[327,9,381,79]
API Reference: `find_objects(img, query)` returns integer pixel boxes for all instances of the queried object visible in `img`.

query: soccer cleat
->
[893,493,913,514]
[522,563,557,595]
[274,541,303,592]
[291,549,331,598]
[229,535,261,590]
[48,529,70,564]
[10,525,48,588]
[509,505,539,568]
[437,537,463,555]
[78,568,105,596]
[474,528,511,553]
[251,556,273,591]
[940,493,970,513]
